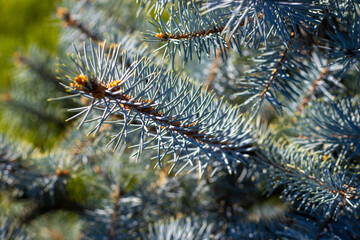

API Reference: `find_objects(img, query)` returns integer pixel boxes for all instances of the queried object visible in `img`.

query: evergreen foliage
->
[1,0,360,239]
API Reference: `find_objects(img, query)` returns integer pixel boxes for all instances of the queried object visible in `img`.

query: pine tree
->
[1,0,360,239]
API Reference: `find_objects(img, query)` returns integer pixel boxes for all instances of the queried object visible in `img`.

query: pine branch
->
[60,43,254,174]
[5,0,360,238]
[296,98,360,157]
[237,39,310,111]
[319,3,360,78]
[314,213,335,240]
[155,13,263,41]
[204,38,231,90]
[258,142,359,218]
[203,0,324,46]
[156,26,225,41]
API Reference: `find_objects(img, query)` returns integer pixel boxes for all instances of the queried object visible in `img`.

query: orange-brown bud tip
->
[321,67,328,74]
[57,7,69,19]
[155,33,167,39]
[185,121,198,128]
[56,168,62,176]
[73,74,88,88]
[108,80,122,90]
[56,168,71,177]
[110,43,118,49]
[93,165,101,174]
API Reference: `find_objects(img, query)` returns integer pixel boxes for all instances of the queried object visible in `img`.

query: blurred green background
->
[0,0,59,93]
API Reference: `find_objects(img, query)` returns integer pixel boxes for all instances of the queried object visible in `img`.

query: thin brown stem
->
[204,49,222,91]
[259,48,288,98]
[156,26,226,40]
[155,13,263,41]
[204,37,231,91]
[57,8,130,69]
[259,31,296,98]
[297,67,328,114]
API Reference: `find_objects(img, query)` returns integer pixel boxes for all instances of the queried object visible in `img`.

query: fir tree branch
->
[278,161,355,203]
[4,0,360,238]
[155,26,225,41]
[319,6,360,78]
[259,32,297,100]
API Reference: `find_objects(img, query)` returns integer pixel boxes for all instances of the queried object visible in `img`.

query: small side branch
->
[1,94,66,127]
[155,13,263,41]
[264,154,356,205]
[259,48,288,98]
[57,7,102,42]
[155,26,225,40]
[14,53,65,91]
